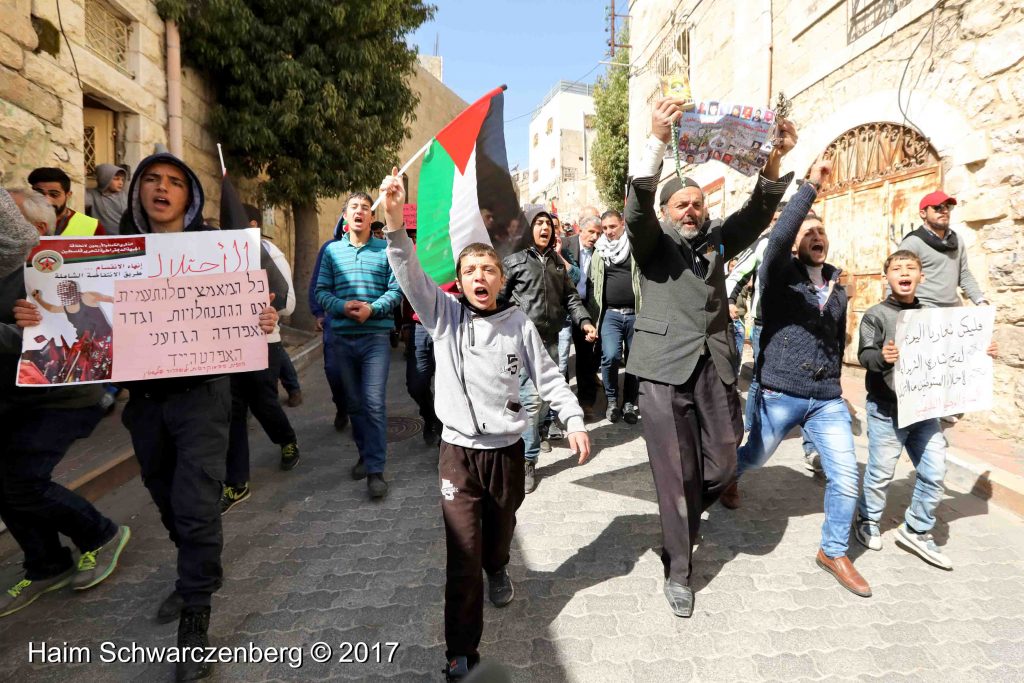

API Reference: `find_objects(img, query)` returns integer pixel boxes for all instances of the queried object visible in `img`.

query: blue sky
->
[408,0,621,171]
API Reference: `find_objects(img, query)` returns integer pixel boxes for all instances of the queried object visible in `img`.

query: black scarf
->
[908,225,958,253]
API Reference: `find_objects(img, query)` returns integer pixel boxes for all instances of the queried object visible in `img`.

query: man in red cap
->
[898,191,988,308]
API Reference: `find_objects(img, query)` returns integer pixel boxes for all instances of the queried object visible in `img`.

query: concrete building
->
[527,80,599,221]
[627,0,1024,434]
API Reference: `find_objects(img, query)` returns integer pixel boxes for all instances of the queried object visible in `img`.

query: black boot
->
[176,606,214,681]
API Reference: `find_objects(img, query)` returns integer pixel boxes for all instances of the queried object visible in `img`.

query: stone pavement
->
[1,349,1023,682]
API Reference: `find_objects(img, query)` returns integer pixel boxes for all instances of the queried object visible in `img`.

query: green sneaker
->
[71,525,131,590]
[0,569,74,617]
[280,442,300,471]
[219,484,251,515]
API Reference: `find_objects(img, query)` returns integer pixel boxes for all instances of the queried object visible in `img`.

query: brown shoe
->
[815,549,871,597]
[720,480,740,509]
[286,390,304,408]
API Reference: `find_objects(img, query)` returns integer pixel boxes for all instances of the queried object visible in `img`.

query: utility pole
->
[607,3,631,57]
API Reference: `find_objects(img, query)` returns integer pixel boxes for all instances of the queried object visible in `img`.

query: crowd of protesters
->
[0,94,1001,682]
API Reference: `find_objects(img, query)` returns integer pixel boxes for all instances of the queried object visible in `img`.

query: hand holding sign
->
[258,293,278,334]
[652,98,691,144]
[882,340,899,364]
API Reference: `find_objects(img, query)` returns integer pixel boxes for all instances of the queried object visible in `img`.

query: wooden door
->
[83,107,115,188]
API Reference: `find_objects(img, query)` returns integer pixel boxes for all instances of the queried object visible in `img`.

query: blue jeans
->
[406,324,437,428]
[322,323,347,417]
[519,340,560,462]
[731,319,745,377]
[738,388,859,557]
[557,318,572,377]
[600,308,639,406]
[333,332,391,474]
[858,400,946,533]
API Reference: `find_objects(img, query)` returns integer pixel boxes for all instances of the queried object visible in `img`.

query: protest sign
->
[17,229,262,386]
[403,203,417,231]
[893,306,995,428]
[112,271,270,380]
[670,101,777,176]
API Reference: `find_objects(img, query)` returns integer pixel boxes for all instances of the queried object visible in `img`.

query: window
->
[533,133,539,147]
[546,117,553,134]
[646,26,691,107]
[561,167,577,181]
[532,170,539,182]
[85,0,132,75]
[550,158,556,169]
[848,0,913,43]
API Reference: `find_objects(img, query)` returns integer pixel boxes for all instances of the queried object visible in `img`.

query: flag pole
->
[216,143,227,177]
[370,140,432,211]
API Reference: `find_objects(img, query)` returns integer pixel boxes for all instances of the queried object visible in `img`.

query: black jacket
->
[858,295,923,413]
[757,183,847,400]
[500,246,592,346]
[624,173,791,386]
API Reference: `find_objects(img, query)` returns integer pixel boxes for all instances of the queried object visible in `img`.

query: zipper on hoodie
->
[456,307,483,435]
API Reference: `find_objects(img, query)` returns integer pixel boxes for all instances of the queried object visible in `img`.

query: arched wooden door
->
[808,123,941,363]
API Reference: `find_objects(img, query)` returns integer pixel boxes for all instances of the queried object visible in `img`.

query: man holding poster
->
[855,250,997,569]
[14,152,279,682]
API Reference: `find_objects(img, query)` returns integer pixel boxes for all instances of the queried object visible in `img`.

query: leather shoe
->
[815,549,871,597]
[663,579,694,617]
[720,480,740,509]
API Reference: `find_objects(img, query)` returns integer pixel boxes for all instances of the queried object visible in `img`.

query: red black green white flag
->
[415,85,525,284]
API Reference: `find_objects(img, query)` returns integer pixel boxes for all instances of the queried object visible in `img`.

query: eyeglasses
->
[928,204,952,213]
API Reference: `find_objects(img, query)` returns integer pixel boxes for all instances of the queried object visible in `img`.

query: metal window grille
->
[561,167,577,181]
[84,125,97,181]
[85,0,132,74]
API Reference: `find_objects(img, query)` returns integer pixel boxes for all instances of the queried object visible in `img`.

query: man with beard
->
[624,97,796,617]
[28,168,105,236]
[501,208,597,493]
[898,191,987,309]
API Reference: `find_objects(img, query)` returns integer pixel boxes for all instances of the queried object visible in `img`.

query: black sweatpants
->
[226,342,297,485]
[440,439,525,664]
[122,377,230,607]
[639,355,743,586]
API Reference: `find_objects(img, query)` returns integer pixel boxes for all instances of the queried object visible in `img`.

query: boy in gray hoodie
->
[379,169,592,681]
[85,164,128,235]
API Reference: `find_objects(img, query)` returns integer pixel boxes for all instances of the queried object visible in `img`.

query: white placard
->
[893,306,995,428]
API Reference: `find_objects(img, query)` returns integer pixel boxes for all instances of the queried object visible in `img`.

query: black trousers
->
[0,405,116,580]
[639,355,743,586]
[440,439,525,664]
[226,342,297,485]
[571,325,600,406]
[122,378,230,607]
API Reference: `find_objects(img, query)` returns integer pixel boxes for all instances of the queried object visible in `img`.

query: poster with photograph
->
[670,100,777,176]
[17,229,263,387]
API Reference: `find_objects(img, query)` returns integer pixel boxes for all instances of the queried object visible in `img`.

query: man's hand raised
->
[652,98,690,144]
[379,166,405,231]
[807,157,833,188]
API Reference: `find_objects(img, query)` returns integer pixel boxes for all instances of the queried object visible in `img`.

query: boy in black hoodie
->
[855,250,996,570]
[14,153,279,682]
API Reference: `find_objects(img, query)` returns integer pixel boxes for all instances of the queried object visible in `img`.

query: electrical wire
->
[55,0,84,92]
[503,61,604,124]
[896,1,944,138]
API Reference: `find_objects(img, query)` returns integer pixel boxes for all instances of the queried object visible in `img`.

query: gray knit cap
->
[0,189,40,277]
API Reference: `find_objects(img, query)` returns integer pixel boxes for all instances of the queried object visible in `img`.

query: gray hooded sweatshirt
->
[386,227,585,449]
[85,163,128,235]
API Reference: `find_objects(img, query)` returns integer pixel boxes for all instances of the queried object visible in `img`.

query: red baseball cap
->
[919,191,957,211]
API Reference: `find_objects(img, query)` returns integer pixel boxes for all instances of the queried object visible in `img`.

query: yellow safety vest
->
[61,211,100,236]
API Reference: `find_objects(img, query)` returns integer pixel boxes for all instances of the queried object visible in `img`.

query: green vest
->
[61,211,100,236]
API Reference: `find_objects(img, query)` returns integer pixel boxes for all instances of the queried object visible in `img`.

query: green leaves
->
[155,0,434,205]
[591,30,630,212]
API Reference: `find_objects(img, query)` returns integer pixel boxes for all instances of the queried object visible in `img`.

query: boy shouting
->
[379,168,592,681]
[855,250,997,568]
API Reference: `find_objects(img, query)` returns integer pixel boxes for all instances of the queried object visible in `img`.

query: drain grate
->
[386,416,423,442]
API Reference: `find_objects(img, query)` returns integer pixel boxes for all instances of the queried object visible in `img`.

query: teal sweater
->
[314,233,402,335]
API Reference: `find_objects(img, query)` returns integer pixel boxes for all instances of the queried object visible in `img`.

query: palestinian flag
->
[416,85,525,284]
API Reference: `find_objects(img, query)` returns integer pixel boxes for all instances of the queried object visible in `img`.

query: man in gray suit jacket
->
[625,97,797,617]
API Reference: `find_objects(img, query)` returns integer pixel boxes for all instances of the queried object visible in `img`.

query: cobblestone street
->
[2,350,1023,682]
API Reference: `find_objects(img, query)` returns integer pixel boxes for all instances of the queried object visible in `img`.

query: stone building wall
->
[0,0,221,219]
[627,0,1024,434]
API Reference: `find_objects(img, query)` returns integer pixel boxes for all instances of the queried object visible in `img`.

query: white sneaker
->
[895,523,952,570]
[855,518,882,551]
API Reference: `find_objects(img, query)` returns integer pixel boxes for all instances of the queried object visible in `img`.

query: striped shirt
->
[314,233,402,335]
